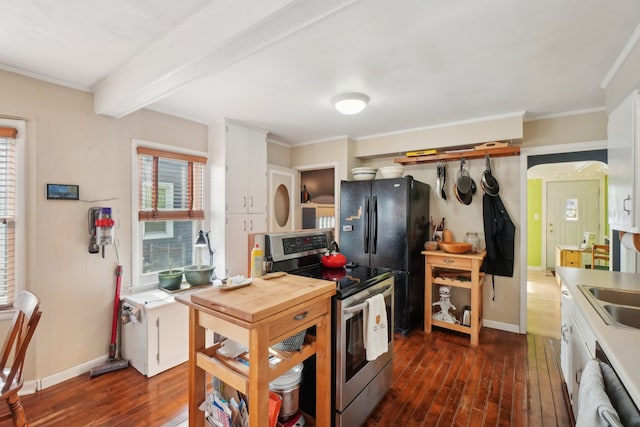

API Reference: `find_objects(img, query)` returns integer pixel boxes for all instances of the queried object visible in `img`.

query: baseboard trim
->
[21,355,109,395]
[483,319,520,334]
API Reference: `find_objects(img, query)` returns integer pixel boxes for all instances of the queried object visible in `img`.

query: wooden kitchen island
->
[176,274,335,427]
[423,250,486,346]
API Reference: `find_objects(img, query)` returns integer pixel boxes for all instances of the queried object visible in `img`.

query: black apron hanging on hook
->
[481,193,515,300]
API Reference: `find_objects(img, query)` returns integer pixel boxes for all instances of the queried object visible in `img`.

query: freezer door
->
[393,270,425,334]
[339,180,373,266]
[369,178,410,270]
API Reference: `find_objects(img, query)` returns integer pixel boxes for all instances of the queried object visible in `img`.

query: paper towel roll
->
[620,232,640,252]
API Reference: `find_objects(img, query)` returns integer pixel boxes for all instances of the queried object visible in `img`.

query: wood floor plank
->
[8,329,571,427]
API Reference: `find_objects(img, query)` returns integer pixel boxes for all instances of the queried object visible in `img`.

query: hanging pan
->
[481,155,500,196]
[456,159,472,195]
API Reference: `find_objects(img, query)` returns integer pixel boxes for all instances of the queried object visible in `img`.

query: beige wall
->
[288,111,604,329]
[522,111,607,147]
[0,70,207,382]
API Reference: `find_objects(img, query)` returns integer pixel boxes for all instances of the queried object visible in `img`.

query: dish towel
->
[576,358,623,427]
[363,293,388,361]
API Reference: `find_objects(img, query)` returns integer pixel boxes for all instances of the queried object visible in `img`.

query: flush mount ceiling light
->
[333,92,370,115]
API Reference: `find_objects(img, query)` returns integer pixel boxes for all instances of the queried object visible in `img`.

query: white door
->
[268,166,295,232]
[546,180,599,267]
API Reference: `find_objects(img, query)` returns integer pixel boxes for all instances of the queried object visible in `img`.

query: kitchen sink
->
[587,287,640,308]
[603,304,640,329]
[578,285,640,330]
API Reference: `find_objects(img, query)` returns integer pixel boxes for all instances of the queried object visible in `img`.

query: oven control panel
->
[265,230,333,262]
[283,234,328,255]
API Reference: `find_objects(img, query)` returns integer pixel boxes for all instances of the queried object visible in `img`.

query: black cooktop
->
[286,264,393,299]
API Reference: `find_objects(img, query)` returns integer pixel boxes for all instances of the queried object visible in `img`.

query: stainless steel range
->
[262,229,394,427]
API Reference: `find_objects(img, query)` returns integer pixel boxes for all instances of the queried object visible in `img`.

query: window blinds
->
[0,127,17,308]
[136,147,206,221]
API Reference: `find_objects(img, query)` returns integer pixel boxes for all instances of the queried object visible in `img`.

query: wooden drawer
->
[429,255,472,270]
[268,298,328,343]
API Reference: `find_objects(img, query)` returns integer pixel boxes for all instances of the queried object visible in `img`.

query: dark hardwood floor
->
[5,328,572,427]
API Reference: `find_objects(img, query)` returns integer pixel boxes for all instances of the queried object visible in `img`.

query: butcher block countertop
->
[178,274,336,322]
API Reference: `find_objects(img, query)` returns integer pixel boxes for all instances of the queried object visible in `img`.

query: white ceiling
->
[1,0,639,146]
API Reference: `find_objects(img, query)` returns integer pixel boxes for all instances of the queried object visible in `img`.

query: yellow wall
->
[0,70,207,382]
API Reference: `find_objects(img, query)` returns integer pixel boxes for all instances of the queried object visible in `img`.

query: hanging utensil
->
[440,162,447,200]
[435,162,442,199]
[481,154,500,196]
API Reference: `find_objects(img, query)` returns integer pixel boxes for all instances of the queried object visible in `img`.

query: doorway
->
[521,144,608,337]
[545,179,600,267]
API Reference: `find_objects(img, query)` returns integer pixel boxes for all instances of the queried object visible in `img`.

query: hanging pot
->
[321,241,347,268]
[481,155,500,196]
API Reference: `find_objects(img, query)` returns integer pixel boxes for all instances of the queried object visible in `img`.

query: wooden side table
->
[423,250,486,346]
[176,275,335,426]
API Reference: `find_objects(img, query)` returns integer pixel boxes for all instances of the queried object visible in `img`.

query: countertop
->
[177,274,336,322]
[556,267,640,406]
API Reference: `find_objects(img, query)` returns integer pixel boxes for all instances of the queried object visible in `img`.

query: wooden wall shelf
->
[394,146,520,165]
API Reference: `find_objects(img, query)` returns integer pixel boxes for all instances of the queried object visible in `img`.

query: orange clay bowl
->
[438,242,473,254]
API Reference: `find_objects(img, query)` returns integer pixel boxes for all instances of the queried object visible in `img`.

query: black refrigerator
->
[339,176,430,334]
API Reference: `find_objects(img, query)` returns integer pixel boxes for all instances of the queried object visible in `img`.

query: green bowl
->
[158,270,183,291]
[184,265,215,286]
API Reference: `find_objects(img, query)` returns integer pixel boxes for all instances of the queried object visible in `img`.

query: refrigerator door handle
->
[371,195,378,254]
[364,196,370,253]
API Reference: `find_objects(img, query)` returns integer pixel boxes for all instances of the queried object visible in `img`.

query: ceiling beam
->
[93,0,359,118]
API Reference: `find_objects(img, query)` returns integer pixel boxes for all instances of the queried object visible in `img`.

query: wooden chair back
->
[0,291,42,426]
[591,244,610,270]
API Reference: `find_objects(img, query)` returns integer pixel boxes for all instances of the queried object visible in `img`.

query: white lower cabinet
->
[122,293,188,377]
[560,283,596,419]
[560,285,573,398]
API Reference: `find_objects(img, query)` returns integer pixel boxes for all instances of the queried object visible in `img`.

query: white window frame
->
[0,119,25,315]
[131,139,207,290]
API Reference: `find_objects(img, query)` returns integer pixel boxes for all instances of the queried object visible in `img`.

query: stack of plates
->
[351,167,377,181]
[378,165,404,179]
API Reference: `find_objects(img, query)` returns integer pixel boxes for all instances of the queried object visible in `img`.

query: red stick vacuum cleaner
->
[90,265,129,377]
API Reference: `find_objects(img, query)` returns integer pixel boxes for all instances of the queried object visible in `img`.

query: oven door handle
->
[343,285,393,315]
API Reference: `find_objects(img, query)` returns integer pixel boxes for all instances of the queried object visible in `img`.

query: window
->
[135,145,206,285]
[0,124,20,308]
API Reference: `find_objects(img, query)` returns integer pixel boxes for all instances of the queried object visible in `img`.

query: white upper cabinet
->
[225,121,268,214]
[223,121,268,276]
[608,91,640,232]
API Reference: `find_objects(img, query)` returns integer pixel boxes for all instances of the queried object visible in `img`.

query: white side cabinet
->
[559,283,596,419]
[560,285,573,397]
[224,121,268,276]
[122,291,188,377]
[608,91,640,233]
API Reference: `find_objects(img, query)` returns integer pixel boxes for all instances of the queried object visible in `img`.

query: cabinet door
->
[560,286,572,396]
[225,122,267,214]
[225,213,266,277]
[608,92,638,232]
[570,320,592,419]
[226,123,250,214]
[145,303,189,377]
[247,128,267,214]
